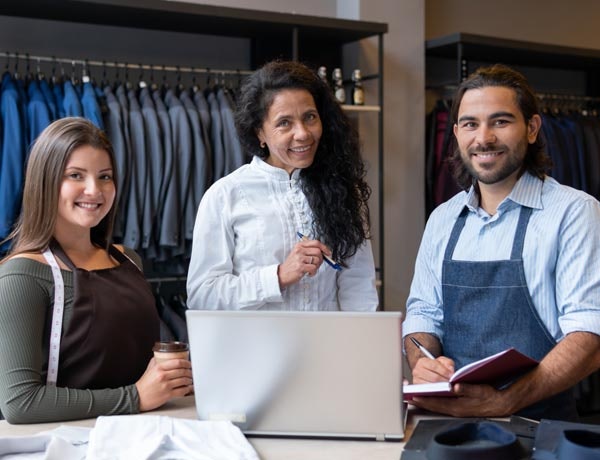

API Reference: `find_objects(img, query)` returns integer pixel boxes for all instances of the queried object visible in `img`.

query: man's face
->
[453,86,541,189]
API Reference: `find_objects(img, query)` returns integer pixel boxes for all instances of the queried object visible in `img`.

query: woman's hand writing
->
[277,238,331,288]
[135,357,193,412]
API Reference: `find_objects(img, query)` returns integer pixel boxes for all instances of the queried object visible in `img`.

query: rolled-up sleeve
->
[555,197,600,338]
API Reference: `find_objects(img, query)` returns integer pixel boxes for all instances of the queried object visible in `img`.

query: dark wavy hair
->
[2,117,117,260]
[235,60,371,263]
[449,64,552,190]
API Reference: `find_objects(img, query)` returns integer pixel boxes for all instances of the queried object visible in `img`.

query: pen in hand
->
[296,232,342,271]
[409,336,436,360]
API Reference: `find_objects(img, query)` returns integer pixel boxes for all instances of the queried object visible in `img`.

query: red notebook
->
[403,348,538,400]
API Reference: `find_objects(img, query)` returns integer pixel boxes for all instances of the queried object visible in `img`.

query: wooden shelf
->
[342,104,381,112]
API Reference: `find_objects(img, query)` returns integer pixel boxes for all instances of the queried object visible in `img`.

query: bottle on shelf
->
[317,66,328,87]
[351,69,364,105]
[332,67,346,104]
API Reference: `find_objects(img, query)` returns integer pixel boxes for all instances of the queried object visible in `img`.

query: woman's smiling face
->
[257,88,322,175]
[56,145,115,235]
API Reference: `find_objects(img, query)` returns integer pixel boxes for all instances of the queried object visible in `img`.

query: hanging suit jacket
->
[52,79,66,119]
[124,87,147,251]
[580,117,600,199]
[39,78,57,121]
[206,89,225,182]
[217,87,244,174]
[0,73,27,244]
[104,86,129,239]
[164,88,193,256]
[180,90,210,225]
[139,86,163,257]
[81,80,104,129]
[26,79,52,146]
[115,83,134,238]
[62,80,83,117]
[193,88,214,178]
[153,88,179,256]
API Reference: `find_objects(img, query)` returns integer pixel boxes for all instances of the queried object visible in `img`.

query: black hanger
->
[149,64,158,92]
[160,65,170,96]
[124,64,132,90]
[175,65,185,95]
[13,52,19,79]
[137,63,148,91]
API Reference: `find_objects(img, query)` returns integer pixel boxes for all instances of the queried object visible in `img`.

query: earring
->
[260,142,266,149]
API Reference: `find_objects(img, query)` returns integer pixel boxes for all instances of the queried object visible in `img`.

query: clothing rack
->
[147,276,187,283]
[537,92,600,116]
[0,51,253,78]
[537,92,600,103]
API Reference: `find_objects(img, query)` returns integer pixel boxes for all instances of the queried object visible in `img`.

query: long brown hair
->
[235,60,371,263]
[2,117,118,260]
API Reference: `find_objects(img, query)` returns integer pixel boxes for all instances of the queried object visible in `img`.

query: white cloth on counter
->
[0,416,258,460]
[86,415,259,460]
[0,425,90,460]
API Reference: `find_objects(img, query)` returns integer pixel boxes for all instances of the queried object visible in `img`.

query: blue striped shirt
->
[404,172,600,343]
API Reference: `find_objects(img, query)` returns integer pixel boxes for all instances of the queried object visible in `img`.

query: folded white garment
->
[86,415,259,460]
[0,425,90,460]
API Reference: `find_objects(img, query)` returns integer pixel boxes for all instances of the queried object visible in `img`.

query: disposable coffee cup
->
[152,341,190,363]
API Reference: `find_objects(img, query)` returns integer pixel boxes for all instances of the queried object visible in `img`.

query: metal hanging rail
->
[0,51,253,76]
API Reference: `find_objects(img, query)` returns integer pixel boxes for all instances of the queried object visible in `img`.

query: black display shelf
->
[0,0,387,44]
[427,32,600,72]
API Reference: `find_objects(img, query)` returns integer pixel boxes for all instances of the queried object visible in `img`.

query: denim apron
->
[441,206,577,421]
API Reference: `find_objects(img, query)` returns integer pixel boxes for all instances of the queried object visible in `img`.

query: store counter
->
[0,395,413,459]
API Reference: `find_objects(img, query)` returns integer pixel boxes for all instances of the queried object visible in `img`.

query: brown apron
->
[49,241,159,389]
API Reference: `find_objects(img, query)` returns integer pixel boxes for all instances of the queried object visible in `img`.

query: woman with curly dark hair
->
[187,60,377,311]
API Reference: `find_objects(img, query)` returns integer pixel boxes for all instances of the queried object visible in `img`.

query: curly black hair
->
[449,64,552,190]
[234,60,371,264]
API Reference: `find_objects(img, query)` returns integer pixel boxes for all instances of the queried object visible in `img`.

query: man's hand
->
[411,356,455,384]
[410,383,515,418]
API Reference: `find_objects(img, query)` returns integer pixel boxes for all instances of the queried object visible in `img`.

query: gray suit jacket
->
[140,86,163,257]
[217,88,245,174]
[103,86,129,239]
[164,88,193,256]
[116,84,135,245]
[206,90,225,182]
[193,89,214,182]
[152,89,179,257]
[180,90,211,221]
[123,87,146,250]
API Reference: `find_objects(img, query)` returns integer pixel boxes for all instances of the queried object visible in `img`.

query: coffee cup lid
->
[153,341,189,352]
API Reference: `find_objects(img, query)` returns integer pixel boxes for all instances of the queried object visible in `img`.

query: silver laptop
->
[186,310,405,441]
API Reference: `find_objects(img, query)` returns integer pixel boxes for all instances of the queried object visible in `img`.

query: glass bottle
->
[317,66,328,86]
[352,69,364,105]
[332,67,346,104]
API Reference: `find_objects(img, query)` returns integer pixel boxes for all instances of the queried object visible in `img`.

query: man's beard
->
[462,139,528,185]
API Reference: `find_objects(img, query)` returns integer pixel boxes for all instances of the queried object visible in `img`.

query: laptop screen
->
[186,310,405,440]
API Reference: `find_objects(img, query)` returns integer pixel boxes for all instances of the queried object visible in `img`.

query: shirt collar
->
[463,171,544,214]
[251,155,302,181]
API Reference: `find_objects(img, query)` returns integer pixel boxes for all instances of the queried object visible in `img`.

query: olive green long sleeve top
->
[0,254,142,424]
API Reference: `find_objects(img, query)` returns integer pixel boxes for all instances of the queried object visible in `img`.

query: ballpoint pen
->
[297,232,342,271]
[409,336,436,360]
